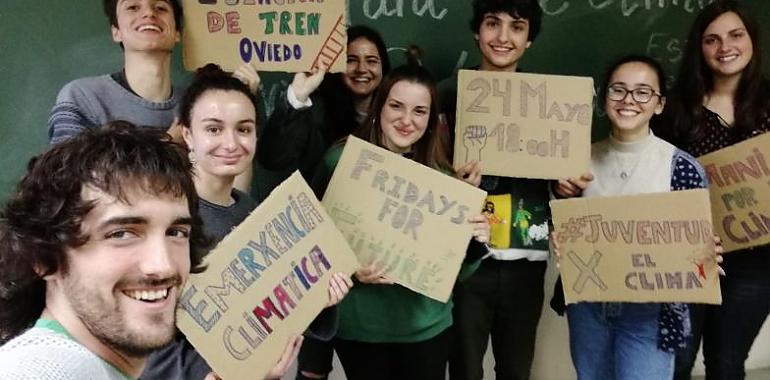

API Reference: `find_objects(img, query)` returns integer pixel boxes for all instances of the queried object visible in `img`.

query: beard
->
[61,275,181,358]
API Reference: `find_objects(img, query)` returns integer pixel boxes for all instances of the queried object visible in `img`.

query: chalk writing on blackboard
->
[362,0,448,20]
[540,0,716,17]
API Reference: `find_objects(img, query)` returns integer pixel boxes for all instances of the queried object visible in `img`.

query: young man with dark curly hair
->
[0,122,208,379]
[438,1,548,379]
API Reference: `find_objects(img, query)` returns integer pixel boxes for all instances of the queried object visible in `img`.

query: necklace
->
[611,150,642,180]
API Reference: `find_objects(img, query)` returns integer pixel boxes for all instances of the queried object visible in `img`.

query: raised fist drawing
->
[463,124,488,162]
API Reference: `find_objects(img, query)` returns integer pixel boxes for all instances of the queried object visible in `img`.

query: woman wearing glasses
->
[554,55,710,380]
[654,1,770,378]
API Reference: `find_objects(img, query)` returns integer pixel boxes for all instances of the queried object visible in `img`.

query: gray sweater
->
[47,74,181,144]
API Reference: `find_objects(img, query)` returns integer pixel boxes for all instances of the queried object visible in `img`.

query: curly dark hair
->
[0,121,208,343]
[103,0,183,31]
[470,0,543,42]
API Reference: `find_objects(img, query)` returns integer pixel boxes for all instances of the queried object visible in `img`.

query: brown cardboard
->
[453,70,593,179]
[322,136,487,302]
[551,189,721,304]
[176,172,358,380]
[697,132,770,253]
[182,0,347,73]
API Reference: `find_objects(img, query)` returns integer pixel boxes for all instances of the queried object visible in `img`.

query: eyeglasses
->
[607,85,662,103]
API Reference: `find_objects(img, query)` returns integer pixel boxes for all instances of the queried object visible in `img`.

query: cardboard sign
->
[453,70,593,179]
[182,0,347,73]
[322,136,487,302]
[551,189,721,304]
[177,172,358,380]
[697,132,770,253]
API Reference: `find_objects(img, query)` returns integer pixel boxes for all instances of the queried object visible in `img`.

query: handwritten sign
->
[551,189,721,304]
[322,136,487,302]
[182,0,347,73]
[453,70,592,179]
[177,172,358,380]
[697,132,770,253]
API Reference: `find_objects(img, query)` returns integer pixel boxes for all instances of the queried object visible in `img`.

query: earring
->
[188,150,197,165]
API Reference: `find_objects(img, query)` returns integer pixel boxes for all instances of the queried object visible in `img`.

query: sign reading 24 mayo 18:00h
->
[454,70,593,180]
[182,0,347,73]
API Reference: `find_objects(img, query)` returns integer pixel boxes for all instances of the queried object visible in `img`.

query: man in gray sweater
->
[47,0,183,145]
[47,0,259,190]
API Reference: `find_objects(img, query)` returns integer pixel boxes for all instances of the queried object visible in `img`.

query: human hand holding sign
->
[166,117,184,144]
[355,263,395,285]
[712,235,725,276]
[326,272,354,307]
[203,335,303,380]
[469,214,490,244]
[551,230,562,269]
[291,66,328,103]
[554,173,594,198]
[232,63,261,95]
[455,161,482,187]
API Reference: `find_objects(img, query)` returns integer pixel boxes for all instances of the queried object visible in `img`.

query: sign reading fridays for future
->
[322,136,487,302]
[697,132,770,253]
[177,172,358,380]
[551,189,721,304]
[454,70,593,179]
[182,0,347,72]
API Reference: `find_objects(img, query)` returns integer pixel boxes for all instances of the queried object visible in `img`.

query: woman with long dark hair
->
[653,1,770,379]
[258,25,392,180]
[141,64,352,380]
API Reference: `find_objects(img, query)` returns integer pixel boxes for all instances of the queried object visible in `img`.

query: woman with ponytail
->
[141,64,352,380]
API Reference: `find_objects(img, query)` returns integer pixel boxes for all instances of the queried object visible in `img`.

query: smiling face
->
[476,12,532,72]
[343,37,384,99]
[605,61,665,142]
[51,185,192,357]
[111,0,180,53]
[701,11,753,80]
[379,80,432,154]
[183,89,257,182]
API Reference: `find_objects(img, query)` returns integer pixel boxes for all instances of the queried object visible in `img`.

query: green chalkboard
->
[1,0,769,201]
